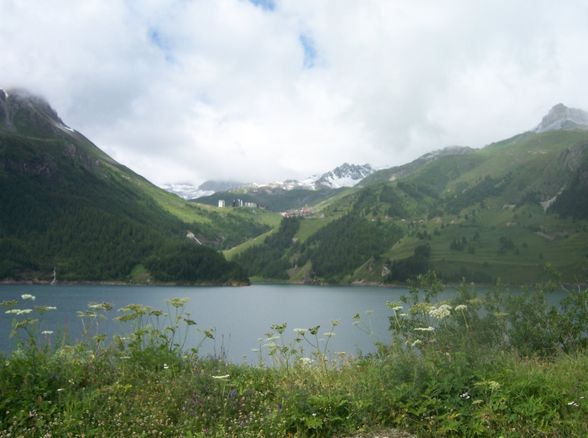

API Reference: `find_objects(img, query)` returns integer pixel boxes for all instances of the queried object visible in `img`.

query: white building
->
[218,200,225,208]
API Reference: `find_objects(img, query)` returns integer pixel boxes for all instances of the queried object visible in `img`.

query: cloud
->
[1,0,587,185]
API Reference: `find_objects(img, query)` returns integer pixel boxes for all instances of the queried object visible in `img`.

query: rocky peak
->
[315,163,375,189]
[0,87,75,136]
[535,103,588,133]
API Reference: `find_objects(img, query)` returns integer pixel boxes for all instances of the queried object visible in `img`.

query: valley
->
[2,89,588,286]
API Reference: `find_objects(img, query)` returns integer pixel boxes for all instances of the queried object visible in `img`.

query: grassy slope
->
[0,121,278,281]
[234,130,588,284]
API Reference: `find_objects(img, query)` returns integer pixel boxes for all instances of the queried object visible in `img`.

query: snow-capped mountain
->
[314,163,375,189]
[253,163,375,191]
[162,163,375,199]
[161,180,245,200]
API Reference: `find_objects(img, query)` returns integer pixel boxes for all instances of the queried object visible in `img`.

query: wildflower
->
[475,380,501,391]
[414,326,435,332]
[429,304,452,319]
[212,374,230,380]
[460,391,471,400]
[168,297,190,308]
[386,301,403,311]
[35,305,57,314]
[323,332,336,338]
[293,328,307,335]
[455,304,467,312]
[88,302,113,311]
[266,335,280,342]
[163,363,169,370]
[21,294,36,301]
[5,309,33,315]
[567,401,579,407]
[299,357,313,366]
[411,303,432,314]
[330,319,341,327]
[57,388,64,392]
[41,330,54,335]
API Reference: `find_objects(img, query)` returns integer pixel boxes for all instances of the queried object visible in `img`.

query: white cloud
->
[1,0,587,185]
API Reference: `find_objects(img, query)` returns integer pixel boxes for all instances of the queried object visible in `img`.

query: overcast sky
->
[1,0,587,185]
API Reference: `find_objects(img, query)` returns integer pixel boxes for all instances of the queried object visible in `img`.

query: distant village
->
[217,199,259,209]
[217,199,314,218]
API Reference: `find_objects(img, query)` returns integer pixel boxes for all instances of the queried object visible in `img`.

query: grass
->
[1,280,588,436]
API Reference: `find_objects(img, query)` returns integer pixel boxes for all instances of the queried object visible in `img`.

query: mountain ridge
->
[0,88,276,283]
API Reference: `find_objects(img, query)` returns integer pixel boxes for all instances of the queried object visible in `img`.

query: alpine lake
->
[0,283,566,364]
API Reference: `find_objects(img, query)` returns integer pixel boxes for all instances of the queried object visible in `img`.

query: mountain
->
[0,89,277,283]
[314,163,375,189]
[535,103,588,133]
[359,146,474,187]
[231,105,588,285]
[161,180,245,200]
[194,163,375,211]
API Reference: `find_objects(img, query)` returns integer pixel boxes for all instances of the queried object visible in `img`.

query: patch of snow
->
[540,187,564,212]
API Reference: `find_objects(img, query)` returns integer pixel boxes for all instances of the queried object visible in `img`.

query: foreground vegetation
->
[1,276,588,436]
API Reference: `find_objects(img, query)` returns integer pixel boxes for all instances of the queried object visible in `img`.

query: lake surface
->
[0,283,564,363]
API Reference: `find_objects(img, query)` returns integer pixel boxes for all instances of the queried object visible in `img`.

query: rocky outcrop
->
[535,103,588,133]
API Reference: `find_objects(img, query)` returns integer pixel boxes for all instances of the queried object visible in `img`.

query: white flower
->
[460,391,471,400]
[567,401,579,407]
[414,326,435,332]
[21,294,36,301]
[387,302,403,311]
[5,309,33,315]
[163,363,169,370]
[212,374,230,380]
[41,330,53,335]
[293,328,307,335]
[429,304,452,319]
[299,357,313,366]
[455,304,467,312]
[323,332,336,338]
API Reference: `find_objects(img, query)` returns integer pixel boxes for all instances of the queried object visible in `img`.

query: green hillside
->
[0,90,277,283]
[235,128,588,285]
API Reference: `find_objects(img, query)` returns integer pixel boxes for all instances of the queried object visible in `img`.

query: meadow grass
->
[1,278,588,437]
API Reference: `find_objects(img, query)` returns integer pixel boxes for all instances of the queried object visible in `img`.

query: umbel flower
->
[429,304,452,319]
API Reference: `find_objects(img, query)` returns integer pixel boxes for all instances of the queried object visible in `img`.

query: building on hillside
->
[218,200,226,208]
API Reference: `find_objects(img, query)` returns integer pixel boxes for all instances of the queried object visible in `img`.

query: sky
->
[1,0,588,186]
